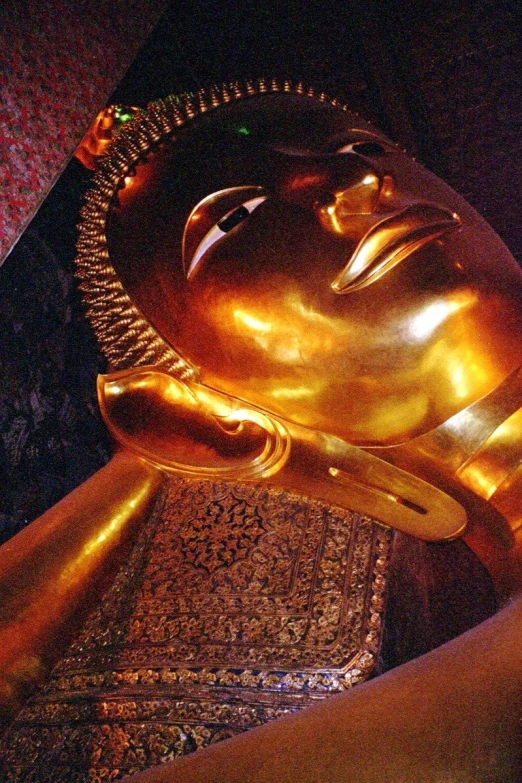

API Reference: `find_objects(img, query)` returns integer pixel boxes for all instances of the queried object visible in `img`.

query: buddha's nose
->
[273,151,384,215]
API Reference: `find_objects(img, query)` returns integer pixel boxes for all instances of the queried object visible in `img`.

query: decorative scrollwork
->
[1,478,391,780]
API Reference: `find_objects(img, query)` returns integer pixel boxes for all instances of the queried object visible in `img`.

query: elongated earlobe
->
[97,367,291,480]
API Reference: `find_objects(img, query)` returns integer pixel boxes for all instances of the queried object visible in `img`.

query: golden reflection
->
[271,385,317,400]
[459,461,499,500]
[458,407,522,500]
[449,364,469,400]
[351,392,430,442]
[74,105,139,170]
[493,463,522,535]
[230,299,341,365]
[407,295,473,341]
[233,309,273,335]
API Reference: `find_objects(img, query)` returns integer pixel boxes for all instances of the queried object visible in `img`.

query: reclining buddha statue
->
[0,79,521,782]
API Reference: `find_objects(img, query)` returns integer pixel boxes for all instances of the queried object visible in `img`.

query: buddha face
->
[106,93,522,446]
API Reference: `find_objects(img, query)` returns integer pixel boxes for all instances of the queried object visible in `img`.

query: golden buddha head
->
[77,80,522,450]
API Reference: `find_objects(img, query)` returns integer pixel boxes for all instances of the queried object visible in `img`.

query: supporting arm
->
[0,450,164,730]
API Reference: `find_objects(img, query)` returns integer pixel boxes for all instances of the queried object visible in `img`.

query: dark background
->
[1,0,519,664]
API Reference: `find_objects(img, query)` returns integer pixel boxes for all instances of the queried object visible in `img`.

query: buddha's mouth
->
[331,203,461,293]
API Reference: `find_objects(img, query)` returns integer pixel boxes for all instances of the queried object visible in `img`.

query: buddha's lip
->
[331,203,461,294]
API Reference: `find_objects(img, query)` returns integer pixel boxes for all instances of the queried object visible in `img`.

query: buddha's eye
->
[324,131,399,158]
[183,187,267,279]
[338,141,387,157]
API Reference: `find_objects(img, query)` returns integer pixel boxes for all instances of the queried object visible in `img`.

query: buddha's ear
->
[97,367,290,479]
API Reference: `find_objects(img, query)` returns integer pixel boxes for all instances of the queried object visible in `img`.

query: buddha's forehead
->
[173,93,382,156]
[127,93,395,230]
[108,95,382,266]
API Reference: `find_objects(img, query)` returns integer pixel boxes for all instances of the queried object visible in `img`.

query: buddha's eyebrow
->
[268,130,397,159]
[322,129,398,153]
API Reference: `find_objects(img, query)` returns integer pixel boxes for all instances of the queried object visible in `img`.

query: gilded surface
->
[72,78,522,554]
[5,76,522,783]
[95,367,467,541]
[1,478,391,781]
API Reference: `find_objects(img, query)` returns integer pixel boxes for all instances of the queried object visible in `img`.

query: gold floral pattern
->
[0,478,391,781]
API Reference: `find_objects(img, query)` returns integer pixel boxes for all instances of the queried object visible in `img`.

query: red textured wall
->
[0,0,165,265]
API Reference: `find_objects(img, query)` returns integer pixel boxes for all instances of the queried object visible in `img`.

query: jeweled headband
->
[75,78,347,380]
